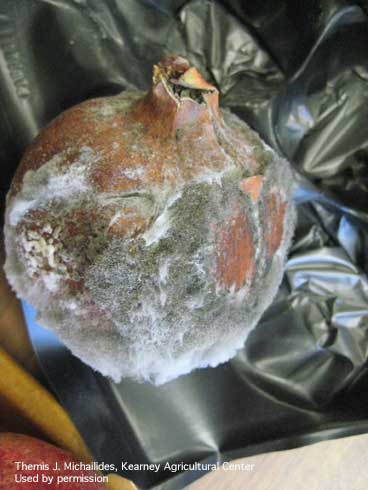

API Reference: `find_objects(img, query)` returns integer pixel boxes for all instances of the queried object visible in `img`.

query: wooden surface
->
[2,244,368,490]
[188,433,368,490]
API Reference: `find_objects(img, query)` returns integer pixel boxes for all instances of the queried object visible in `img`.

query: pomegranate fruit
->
[4,55,295,384]
[0,433,106,489]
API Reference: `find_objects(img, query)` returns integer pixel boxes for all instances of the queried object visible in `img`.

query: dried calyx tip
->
[153,55,217,102]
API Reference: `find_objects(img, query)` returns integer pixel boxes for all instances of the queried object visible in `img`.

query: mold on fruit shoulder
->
[84,169,259,361]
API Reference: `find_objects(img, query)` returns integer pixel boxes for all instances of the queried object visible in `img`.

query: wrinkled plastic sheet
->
[1,0,368,489]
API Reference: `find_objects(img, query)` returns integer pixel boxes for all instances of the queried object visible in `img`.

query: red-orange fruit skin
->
[215,209,255,290]
[0,433,106,490]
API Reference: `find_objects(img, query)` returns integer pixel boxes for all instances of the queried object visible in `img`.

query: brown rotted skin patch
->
[240,175,264,203]
[264,192,286,258]
[215,208,255,291]
[106,212,149,239]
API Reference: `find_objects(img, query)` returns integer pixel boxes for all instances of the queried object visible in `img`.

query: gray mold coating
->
[4,94,296,385]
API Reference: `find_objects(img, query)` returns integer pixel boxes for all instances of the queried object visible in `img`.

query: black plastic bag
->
[2,1,368,489]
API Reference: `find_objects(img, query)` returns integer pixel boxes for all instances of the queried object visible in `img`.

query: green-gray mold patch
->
[84,174,252,357]
[221,109,273,174]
